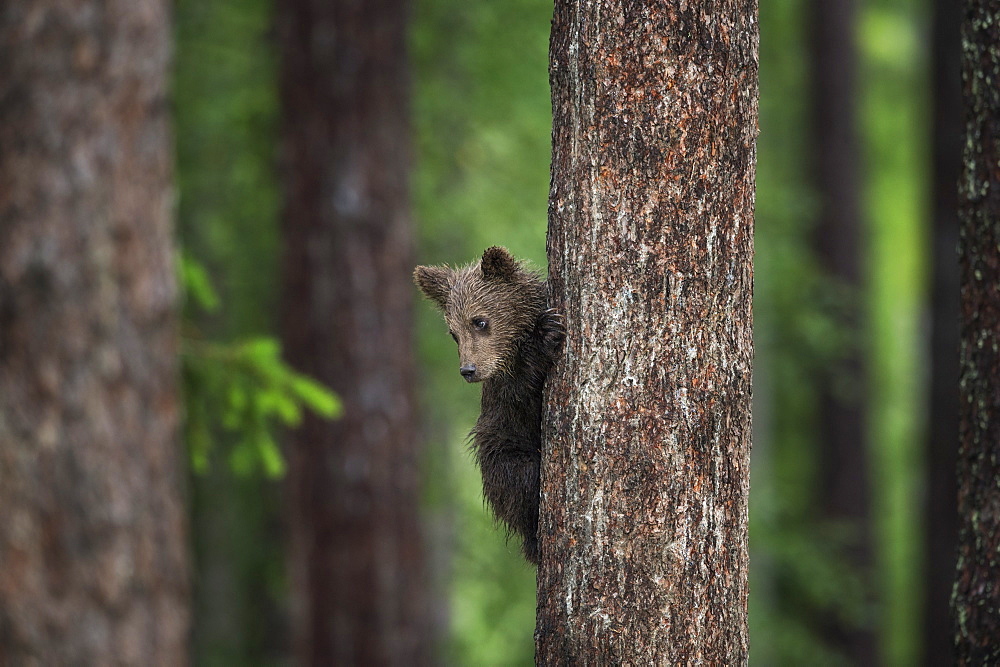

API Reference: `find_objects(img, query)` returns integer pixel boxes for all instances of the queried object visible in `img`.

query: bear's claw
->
[539,308,566,353]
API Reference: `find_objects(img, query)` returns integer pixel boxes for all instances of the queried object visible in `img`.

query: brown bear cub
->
[414,246,564,564]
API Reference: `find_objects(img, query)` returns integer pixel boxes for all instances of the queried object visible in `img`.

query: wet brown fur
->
[414,247,564,563]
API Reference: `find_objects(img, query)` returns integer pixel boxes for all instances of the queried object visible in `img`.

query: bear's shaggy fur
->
[414,246,564,563]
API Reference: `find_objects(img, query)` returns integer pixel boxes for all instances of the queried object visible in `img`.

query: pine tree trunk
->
[954,1,1000,663]
[923,0,961,662]
[806,0,877,660]
[0,2,188,663]
[537,1,758,662]
[276,0,430,664]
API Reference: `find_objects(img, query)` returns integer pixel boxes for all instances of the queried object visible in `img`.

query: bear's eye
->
[449,330,458,343]
[472,317,488,331]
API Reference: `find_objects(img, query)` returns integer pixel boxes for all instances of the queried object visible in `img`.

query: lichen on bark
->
[954,1,1000,663]
[537,0,758,663]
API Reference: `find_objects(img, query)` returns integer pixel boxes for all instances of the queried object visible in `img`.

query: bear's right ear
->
[481,246,520,282]
[413,265,453,310]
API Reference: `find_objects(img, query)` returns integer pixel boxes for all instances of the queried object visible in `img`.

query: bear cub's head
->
[414,246,545,383]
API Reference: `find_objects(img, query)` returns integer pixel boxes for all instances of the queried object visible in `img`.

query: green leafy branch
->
[179,252,341,478]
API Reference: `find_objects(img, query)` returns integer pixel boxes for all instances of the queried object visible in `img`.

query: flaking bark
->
[537,0,758,663]
[954,1,1000,663]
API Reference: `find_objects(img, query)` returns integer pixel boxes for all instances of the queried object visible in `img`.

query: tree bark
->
[923,0,961,663]
[537,0,757,663]
[277,0,430,664]
[806,0,877,660]
[954,1,1000,663]
[0,2,188,663]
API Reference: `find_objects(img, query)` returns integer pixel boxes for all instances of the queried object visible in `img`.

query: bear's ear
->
[413,265,453,309]
[481,246,519,282]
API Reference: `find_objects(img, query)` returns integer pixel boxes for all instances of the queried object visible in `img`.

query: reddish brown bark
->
[0,1,188,663]
[276,0,430,664]
[538,0,757,662]
[954,1,1000,663]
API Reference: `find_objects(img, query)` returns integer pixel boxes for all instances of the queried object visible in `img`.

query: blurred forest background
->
[175,0,952,664]
[0,0,959,664]
[172,0,956,663]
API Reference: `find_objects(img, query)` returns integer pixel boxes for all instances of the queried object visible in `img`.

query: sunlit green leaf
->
[240,337,281,362]
[256,433,286,478]
[290,376,342,418]
[228,438,256,477]
[181,329,338,479]
[179,252,220,313]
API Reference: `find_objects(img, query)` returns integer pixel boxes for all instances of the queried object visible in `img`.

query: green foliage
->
[173,0,306,662]
[179,251,221,313]
[413,0,552,269]
[860,2,929,663]
[752,0,929,663]
[182,337,341,477]
[180,259,341,479]
[174,0,331,481]
[174,0,281,336]
[753,0,854,661]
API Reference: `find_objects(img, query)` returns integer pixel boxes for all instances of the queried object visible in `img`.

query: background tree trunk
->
[0,1,188,663]
[954,1,1000,663]
[923,0,961,662]
[806,0,877,660]
[277,0,430,664]
[537,0,757,662]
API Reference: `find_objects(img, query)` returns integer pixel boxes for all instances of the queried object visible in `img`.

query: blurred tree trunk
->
[806,0,877,660]
[954,1,1000,663]
[923,0,961,663]
[0,2,188,663]
[276,0,430,664]
[537,0,757,662]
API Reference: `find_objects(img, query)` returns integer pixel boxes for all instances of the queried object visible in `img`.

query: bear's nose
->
[460,364,477,381]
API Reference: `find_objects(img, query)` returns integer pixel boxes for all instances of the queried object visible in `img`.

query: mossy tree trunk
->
[0,1,188,662]
[537,0,757,663]
[954,1,1000,663]
[277,0,431,664]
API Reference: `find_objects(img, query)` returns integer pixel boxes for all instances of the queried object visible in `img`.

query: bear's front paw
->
[539,308,566,354]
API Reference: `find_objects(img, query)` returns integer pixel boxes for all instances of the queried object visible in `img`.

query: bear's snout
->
[460,364,477,382]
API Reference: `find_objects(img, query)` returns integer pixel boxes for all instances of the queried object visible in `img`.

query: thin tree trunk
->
[537,0,758,662]
[953,1,1000,663]
[806,0,877,660]
[0,2,188,663]
[923,0,961,662]
[276,0,430,664]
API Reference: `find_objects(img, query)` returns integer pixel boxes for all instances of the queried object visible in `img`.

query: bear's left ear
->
[481,246,519,282]
[413,265,453,310]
